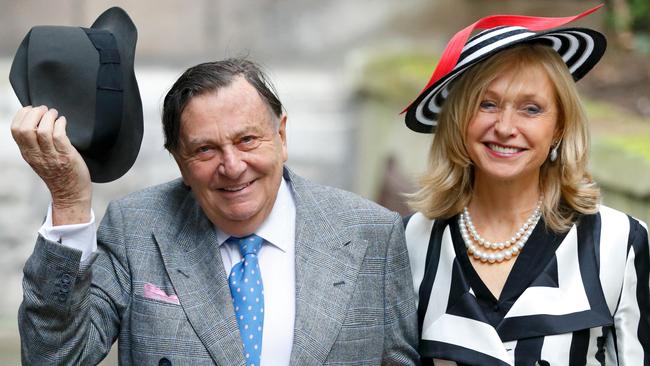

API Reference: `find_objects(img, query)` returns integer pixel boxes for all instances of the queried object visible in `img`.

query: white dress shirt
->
[215,178,296,366]
[39,178,297,365]
[39,204,98,261]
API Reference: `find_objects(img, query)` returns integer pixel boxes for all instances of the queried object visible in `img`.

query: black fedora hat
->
[403,5,607,133]
[9,7,143,183]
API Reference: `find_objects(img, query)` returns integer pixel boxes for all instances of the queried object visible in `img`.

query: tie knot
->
[229,234,263,257]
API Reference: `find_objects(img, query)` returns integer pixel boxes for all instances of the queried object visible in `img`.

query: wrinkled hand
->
[10,106,92,224]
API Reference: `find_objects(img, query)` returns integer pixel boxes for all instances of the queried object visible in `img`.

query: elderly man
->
[11,58,419,365]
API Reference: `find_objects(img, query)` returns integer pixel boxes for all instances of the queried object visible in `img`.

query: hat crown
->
[28,26,99,150]
[468,26,529,43]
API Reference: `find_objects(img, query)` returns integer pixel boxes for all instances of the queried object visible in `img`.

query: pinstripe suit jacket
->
[19,168,419,365]
[406,206,650,365]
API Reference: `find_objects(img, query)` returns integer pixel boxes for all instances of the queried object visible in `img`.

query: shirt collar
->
[215,177,296,252]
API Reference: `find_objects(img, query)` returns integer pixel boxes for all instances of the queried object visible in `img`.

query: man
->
[12,58,419,365]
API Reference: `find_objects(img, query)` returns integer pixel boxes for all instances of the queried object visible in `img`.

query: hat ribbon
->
[81,27,123,158]
[402,4,604,113]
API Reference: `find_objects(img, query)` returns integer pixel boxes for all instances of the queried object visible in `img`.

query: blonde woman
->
[403,6,649,365]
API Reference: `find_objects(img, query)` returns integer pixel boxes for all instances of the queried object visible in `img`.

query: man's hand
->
[10,106,92,225]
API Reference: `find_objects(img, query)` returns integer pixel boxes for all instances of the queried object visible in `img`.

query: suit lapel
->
[154,191,245,366]
[419,223,513,365]
[286,169,369,365]
[497,217,612,340]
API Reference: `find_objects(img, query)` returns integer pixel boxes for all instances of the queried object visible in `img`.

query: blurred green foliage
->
[630,0,650,33]
[605,0,648,30]
[603,135,650,162]
[582,99,650,163]
[356,53,438,106]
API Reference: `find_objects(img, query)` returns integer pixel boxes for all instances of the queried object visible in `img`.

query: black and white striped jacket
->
[406,205,649,365]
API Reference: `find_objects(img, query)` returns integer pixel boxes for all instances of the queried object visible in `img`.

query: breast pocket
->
[131,294,188,337]
[130,294,211,360]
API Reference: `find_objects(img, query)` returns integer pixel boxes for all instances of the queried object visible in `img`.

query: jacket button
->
[158,357,172,366]
[61,274,72,284]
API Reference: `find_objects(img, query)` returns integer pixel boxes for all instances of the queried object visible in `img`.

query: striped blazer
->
[405,205,649,365]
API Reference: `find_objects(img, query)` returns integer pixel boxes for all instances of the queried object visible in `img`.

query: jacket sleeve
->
[382,213,421,365]
[612,217,650,364]
[19,200,131,365]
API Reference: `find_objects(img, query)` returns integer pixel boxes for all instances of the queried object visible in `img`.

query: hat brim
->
[405,27,606,133]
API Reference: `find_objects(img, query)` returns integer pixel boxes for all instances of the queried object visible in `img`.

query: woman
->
[402,6,649,365]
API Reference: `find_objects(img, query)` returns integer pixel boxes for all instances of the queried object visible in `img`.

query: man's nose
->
[218,147,246,178]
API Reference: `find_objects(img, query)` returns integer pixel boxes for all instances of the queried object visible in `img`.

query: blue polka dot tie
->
[227,235,264,366]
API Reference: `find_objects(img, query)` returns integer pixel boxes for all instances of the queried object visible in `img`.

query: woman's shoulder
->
[596,204,648,233]
[586,204,648,276]
[404,212,456,265]
[404,212,434,231]
[404,212,452,245]
[589,205,649,316]
[404,212,444,305]
[404,212,435,250]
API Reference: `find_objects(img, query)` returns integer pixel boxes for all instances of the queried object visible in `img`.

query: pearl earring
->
[549,142,559,162]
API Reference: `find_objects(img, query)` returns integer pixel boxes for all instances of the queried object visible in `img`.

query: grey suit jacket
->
[19,168,419,365]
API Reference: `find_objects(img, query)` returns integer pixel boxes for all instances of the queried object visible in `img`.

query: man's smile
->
[219,179,256,193]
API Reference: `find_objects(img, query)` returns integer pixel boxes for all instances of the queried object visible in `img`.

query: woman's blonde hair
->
[408,43,600,232]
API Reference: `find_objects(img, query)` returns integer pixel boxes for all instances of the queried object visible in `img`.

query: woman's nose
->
[493,107,517,137]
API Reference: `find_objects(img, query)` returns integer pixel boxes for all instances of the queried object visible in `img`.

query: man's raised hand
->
[10,106,92,225]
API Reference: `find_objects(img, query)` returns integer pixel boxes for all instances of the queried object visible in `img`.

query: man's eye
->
[238,136,260,149]
[241,136,255,144]
[196,146,213,154]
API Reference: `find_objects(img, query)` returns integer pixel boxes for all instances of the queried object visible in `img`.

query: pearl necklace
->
[459,198,542,264]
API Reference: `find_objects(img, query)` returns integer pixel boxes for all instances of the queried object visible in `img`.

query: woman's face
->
[466,64,559,185]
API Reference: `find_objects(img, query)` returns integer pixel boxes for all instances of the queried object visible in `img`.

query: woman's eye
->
[480,100,497,111]
[523,105,542,115]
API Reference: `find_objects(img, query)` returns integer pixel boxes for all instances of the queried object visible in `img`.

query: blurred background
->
[0,0,648,364]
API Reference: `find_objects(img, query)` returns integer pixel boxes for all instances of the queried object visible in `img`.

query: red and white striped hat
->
[403,5,607,133]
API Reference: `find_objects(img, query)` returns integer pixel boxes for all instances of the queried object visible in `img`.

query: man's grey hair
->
[162,58,284,152]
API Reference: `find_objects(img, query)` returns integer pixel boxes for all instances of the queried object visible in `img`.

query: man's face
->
[174,77,287,236]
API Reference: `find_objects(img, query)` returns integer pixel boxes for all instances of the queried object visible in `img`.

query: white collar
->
[215,177,295,252]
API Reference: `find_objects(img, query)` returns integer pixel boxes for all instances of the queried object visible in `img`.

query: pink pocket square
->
[143,283,180,305]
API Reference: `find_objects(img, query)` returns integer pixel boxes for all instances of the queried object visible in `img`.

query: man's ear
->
[171,151,189,186]
[278,113,288,162]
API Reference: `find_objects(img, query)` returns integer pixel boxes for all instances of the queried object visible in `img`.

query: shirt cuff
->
[38,203,97,261]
